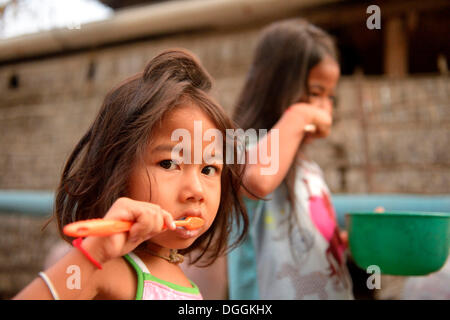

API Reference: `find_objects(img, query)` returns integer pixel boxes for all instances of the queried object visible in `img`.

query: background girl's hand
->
[287,102,333,139]
[82,197,176,263]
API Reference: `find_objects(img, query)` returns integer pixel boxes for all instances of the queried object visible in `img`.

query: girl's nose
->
[179,170,205,203]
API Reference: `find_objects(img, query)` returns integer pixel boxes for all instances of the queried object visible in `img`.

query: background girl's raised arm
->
[241,103,332,199]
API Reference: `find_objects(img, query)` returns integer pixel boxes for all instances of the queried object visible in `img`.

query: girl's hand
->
[82,197,176,264]
[287,103,333,139]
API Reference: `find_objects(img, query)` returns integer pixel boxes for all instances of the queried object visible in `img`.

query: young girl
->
[13,49,249,300]
[227,18,354,299]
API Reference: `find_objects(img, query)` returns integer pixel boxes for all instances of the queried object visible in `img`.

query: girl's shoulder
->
[94,255,138,300]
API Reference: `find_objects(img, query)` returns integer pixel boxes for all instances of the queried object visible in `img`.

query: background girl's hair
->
[233,18,337,131]
[232,18,338,260]
[54,49,248,266]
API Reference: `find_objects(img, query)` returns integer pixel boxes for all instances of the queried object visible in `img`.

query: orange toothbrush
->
[171,217,205,230]
[63,216,205,238]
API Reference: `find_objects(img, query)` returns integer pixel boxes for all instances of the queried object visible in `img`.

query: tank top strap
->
[126,252,151,274]
[123,252,149,300]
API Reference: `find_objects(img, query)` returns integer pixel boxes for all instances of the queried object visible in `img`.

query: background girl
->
[228,18,353,299]
[14,49,249,300]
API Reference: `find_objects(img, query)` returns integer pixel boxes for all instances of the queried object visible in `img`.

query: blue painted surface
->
[1,190,450,226]
[0,190,54,216]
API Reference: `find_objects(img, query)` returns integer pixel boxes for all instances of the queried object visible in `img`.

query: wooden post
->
[384,16,408,77]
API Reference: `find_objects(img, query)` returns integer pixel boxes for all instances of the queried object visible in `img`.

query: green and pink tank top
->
[123,252,203,300]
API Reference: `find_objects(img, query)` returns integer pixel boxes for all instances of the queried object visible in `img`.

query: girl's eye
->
[159,160,178,170]
[201,165,219,176]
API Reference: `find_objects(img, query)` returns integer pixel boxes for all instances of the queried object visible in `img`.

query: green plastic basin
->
[346,211,450,276]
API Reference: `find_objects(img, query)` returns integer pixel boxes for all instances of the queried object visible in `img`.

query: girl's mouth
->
[173,226,201,239]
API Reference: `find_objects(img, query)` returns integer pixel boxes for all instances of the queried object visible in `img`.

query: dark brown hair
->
[54,49,248,266]
[232,19,338,255]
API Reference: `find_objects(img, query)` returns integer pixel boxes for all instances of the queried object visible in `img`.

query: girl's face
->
[304,55,340,143]
[307,55,340,113]
[128,104,223,251]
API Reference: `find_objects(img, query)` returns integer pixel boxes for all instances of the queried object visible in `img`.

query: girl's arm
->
[13,197,176,300]
[241,103,332,199]
[13,237,112,300]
